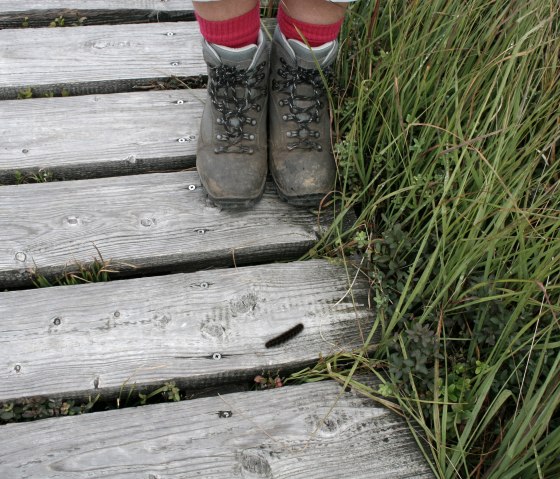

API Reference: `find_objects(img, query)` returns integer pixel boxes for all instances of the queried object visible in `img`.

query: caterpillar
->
[265,323,304,348]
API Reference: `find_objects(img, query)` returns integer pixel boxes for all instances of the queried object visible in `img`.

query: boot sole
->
[207,189,265,210]
[275,187,329,208]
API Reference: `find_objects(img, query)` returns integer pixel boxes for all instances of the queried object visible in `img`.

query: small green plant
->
[254,373,284,389]
[17,87,33,100]
[139,382,181,405]
[13,169,55,184]
[30,170,54,183]
[33,250,117,287]
[48,15,86,28]
[49,15,65,27]
[21,16,29,28]
[0,395,98,424]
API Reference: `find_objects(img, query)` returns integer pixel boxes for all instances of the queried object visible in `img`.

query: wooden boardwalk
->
[0,3,434,477]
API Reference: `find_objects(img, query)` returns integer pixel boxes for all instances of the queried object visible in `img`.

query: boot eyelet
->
[282,115,288,121]
[249,134,255,140]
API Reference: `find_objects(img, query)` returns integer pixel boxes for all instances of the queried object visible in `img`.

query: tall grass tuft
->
[316,1,560,477]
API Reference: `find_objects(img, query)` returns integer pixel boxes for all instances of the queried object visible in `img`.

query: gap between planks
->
[0,379,435,478]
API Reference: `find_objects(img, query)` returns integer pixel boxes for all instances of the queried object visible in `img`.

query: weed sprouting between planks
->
[301,1,560,478]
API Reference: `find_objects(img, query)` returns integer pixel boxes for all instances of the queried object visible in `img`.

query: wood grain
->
[0,171,341,287]
[0,0,195,28]
[0,90,205,183]
[0,21,206,99]
[0,380,434,478]
[0,260,373,403]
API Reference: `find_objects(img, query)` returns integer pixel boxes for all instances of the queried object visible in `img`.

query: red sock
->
[195,3,260,48]
[277,5,343,47]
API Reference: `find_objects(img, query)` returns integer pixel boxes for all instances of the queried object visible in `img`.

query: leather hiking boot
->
[269,28,338,206]
[196,31,270,208]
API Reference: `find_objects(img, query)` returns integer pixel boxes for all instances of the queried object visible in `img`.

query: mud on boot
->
[268,27,338,207]
[196,31,270,209]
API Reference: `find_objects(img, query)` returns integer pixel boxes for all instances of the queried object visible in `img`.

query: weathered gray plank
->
[0,380,435,478]
[0,21,206,99]
[0,90,205,183]
[0,172,338,287]
[0,260,373,403]
[0,0,195,28]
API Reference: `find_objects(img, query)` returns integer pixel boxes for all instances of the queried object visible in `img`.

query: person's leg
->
[193,0,256,22]
[280,0,348,32]
[268,1,353,206]
[193,0,271,208]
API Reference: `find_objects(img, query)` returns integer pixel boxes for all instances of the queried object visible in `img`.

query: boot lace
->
[272,57,333,151]
[208,61,267,154]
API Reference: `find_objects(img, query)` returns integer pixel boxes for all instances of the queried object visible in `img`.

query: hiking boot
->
[268,28,338,206]
[196,31,270,208]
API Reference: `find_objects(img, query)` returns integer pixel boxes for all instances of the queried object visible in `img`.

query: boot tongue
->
[287,39,337,69]
[210,43,258,68]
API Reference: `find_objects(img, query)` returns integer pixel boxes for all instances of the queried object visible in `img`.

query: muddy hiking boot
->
[268,27,338,206]
[197,31,270,208]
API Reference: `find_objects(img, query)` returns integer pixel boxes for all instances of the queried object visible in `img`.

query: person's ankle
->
[195,3,260,48]
[277,4,344,47]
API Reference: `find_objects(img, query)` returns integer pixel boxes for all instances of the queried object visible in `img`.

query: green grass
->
[301,1,560,477]
[33,250,116,287]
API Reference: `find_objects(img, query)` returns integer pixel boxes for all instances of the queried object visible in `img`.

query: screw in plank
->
[66,216,79,225]
[212,352,222,360]
[14,364,22,373]
[166,32,175,37]
[53,317,62,326]
[188,184,196,191]
[200,282,209,289]
[171,61,180,67]
[140,218,154,227]
[218,410,232,418]
[176,100,184,105]
[14,252,27,262]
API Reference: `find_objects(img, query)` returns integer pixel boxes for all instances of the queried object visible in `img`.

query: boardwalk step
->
[0,0,195,28]
[0,260,372,403]
[0,380,435,478]
[0,21,206,99]
[0,90,205,183]
[0,171,340,288]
